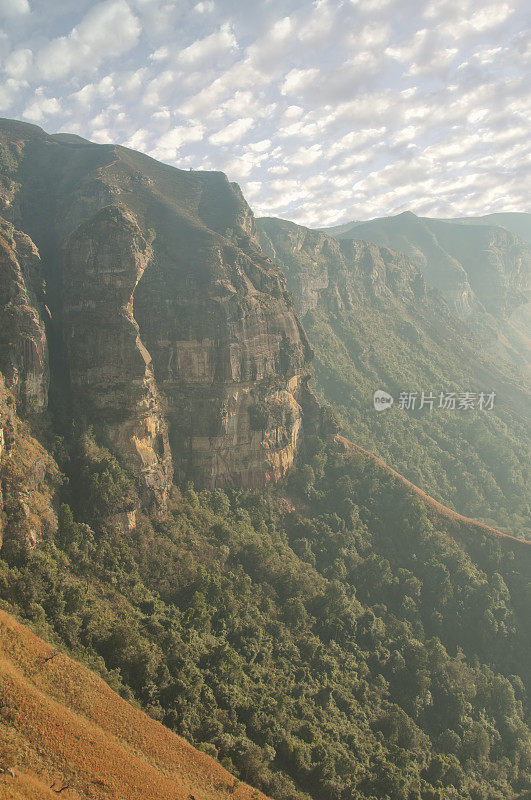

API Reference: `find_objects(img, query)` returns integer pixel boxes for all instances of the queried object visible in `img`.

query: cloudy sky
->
[0,0,529,226]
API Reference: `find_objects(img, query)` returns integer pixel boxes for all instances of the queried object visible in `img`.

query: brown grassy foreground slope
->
[0,610,270,800]
[335,435,531,547]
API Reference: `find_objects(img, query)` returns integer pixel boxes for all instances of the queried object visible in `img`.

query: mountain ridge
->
[257,214,530,538]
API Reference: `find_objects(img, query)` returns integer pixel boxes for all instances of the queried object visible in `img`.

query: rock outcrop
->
[0,118,312,498]
[258,216,426,315]
[62,205,172,507]
[0,218,48,412]
[0,375,58,550]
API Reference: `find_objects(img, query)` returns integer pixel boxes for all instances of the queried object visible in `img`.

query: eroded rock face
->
[0,218,48,412]
[132,217,311,488]
[257,217,426,316]
[0,118,314,498]
[0,374,58,550]
[62,205,173,508]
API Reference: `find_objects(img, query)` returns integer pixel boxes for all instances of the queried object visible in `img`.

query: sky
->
[0,0,529,227]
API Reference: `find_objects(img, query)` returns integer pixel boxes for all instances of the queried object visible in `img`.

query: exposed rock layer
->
[0,118,312,497]
[258,216,425,315]
[0,218,48,412]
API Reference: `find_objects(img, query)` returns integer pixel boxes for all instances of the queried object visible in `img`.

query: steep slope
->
[320,211,530,370]
[1,429,530,800]
[334,434,530,547]
[0,117,311,497]
[0,218,48,413]
[257,216,530,537]
[321,211,529,315]
[0,609,271,800]
[0,375,58,551]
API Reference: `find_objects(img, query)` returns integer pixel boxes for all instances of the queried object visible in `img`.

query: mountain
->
[320,211,530,371]
[1,119,530,800]
[0,609,271,800]
[441,212,531,244]
[0,116,311,502]
[1,415,529,800]
[257,216,530,537]
[323,211,531,247]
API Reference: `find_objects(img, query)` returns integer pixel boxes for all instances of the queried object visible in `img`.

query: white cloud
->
[123,128,149,150]
[143,69,176,107]
[218,154,257,180]
[22,90,61,122]
[4,48,33,79]
[439,2,515,37]
[91,128,115,143]
[156,124,205,150]
[347,22,391,49]
[36,0,141,81]
[194,1,215,12]
[286,144,323,167]
[150,46,168,62]
[281,68,320,96]
[0,0,30,17]
[178,23,237,66]
[0,85,13,112]
[209,117,254,145]
[247,139,272,154]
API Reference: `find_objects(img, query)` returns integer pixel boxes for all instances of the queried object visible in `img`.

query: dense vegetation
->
[1,427,529,800]
[298,299,529,538]
[258,219,530,539]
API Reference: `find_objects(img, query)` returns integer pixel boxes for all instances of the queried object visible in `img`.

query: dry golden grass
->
[0,610,270,800]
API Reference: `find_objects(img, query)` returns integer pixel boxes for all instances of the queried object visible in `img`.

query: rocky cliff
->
[258,216,425,315]
[322,212,529,314]
[0,117,312,500]
[320,211,531,371]
[0,218,48,412]
[0,374,58,550]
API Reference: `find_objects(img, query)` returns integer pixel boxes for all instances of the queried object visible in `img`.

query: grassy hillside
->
[0,609,270,800]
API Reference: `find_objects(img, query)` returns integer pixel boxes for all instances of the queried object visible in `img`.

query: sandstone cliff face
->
[62,205,173,507]
[321,211,530,320]
[0,118,312,497]
[0,375,58,550]
[257,217,426,316]
[0,218,48,412]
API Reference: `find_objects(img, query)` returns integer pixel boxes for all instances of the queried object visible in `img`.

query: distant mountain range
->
[319,210,531,372]
[257,214,530,536]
